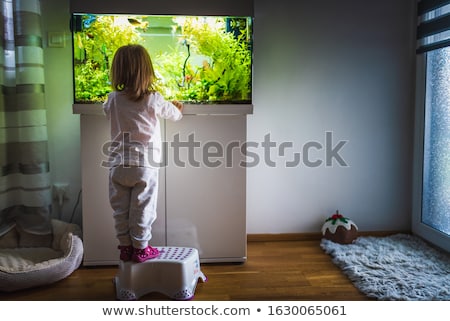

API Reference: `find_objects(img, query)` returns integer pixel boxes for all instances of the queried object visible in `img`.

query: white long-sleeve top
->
[103,91,182,168]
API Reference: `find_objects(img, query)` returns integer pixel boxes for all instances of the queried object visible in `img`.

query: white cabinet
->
[75,104,250,265]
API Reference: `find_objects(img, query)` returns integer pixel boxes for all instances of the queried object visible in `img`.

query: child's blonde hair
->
[110,44,156,101]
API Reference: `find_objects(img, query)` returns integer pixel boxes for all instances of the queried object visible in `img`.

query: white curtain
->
[0,0,51,237]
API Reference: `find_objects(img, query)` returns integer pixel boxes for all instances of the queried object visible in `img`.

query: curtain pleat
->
[0,0,51,237]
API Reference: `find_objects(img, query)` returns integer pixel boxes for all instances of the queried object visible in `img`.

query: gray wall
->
[42,0,81,225]
[41,0,416,233]
[247,0,416,233]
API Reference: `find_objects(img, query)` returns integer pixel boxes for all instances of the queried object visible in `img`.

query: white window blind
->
[417,0,450,53]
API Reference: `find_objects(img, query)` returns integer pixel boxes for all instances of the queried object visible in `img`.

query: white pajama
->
[109,166,159,249]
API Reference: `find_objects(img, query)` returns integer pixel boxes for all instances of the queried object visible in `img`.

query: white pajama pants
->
[109,166,159,249]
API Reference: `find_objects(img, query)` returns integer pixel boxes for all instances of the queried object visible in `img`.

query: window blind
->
[417,0,450,53]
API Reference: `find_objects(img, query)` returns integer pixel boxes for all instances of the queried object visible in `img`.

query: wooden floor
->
[0,240,371,301]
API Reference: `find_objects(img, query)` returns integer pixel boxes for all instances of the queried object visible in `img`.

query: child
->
[103,44,183,263]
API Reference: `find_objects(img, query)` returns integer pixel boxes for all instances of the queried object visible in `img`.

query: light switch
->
[48,31,65,48]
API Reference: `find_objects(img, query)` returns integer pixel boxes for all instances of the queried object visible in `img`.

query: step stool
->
[115,247,207,300]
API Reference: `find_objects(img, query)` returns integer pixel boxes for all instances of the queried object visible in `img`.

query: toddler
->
[103,44,183,263]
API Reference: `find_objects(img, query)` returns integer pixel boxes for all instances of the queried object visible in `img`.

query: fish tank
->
[71,14,253,105]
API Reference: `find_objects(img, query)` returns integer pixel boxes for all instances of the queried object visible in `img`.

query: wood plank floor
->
[0,240,371,301]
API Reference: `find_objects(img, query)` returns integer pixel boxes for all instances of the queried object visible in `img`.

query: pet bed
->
[0,219,83,292]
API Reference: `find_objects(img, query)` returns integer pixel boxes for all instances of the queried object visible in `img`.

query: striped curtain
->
[0,0,51,237]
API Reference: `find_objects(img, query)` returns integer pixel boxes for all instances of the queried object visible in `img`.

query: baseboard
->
[247,233,321,242]
[247,230,411,242]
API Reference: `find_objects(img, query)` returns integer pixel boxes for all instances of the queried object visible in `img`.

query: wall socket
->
[53,183,69,206]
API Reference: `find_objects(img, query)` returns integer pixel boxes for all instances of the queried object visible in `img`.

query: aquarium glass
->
[72,14,253,104]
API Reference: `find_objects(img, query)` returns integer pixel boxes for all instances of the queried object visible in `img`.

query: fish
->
[127,18,149,29]
[83,15,96,28]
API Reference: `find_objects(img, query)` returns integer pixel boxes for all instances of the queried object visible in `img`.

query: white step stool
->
[115,247,207,300]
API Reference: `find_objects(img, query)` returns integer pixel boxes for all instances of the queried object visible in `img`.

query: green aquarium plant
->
[155,17,252,103]
[73,15,143,103]
[73,15,252,104]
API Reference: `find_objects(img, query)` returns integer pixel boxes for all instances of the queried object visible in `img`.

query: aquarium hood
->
[70,0,253,17]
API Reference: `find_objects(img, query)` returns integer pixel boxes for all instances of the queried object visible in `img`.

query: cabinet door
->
[165,115,247,262]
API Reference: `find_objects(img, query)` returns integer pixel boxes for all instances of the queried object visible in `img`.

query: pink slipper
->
[132,246,160,263]
[118,245,133,261]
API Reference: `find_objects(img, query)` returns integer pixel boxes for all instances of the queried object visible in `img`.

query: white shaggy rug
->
[320,233,450,300]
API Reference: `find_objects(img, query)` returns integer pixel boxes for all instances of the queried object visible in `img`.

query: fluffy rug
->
[320,233,450,300]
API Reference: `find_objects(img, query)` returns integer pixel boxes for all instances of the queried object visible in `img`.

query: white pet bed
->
[0,219,83,292]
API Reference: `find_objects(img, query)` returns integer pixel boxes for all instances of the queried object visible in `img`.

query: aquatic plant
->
[73,15,143,103]
[158,17,252,103]
[73,15,252,104]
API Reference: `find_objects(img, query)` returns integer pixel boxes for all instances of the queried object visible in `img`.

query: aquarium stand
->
[73,102,250,265]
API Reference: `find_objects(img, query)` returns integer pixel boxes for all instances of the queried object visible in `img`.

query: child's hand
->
[172,100,184,112]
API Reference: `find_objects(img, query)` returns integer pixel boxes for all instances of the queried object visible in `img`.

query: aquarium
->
[71,14,253,104]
